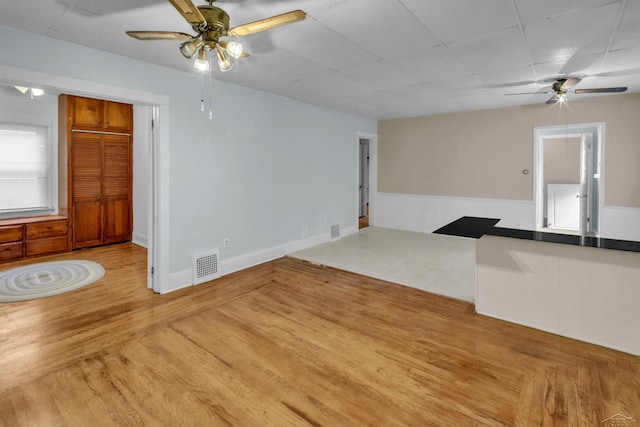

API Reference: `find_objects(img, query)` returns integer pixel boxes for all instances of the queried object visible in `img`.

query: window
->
[0,123,56,218]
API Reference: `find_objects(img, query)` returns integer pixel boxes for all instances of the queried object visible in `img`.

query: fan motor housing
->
[197,6,230,32]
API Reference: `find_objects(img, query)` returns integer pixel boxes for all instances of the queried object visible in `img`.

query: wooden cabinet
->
[0,218,70,263]
[0,225,23,261]
[26,221,69,257]
[64,95,133,249]
[69,95,133,134]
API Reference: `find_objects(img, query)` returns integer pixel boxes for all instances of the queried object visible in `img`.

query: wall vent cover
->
[192,249,220,285]
[330,223,341,240]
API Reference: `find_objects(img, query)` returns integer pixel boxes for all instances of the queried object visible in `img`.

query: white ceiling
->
[1,0,639,120]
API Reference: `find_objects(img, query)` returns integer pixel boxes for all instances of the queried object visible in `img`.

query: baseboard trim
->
[132,232,148,248]
[165,225,358,294]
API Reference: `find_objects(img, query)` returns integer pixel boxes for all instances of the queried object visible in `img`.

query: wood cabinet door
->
[104,101,132,133]
[103,135,132,243]
[71,96,104,130]
[72,133,103,248]
[103,197,131,244]
[73,201,102,248]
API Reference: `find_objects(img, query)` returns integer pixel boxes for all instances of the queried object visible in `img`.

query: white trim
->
[356,131,378,227]
[533,122,605,234]
[0,65,170,294]
[599,205,640,241]
[164,225,358,294]
[375,192,535,232]
[132,231,148,248]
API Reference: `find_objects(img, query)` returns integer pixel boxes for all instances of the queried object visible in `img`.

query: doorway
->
[534,123,604,236]
[356,132,377,231]
[359,139,370,229]
[0,65,169,293]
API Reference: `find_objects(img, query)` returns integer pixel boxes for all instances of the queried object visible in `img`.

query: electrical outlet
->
[223,238,230,248]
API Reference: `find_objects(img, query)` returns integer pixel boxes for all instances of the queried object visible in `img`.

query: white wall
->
[0,25,377,289]
[132,105,150,247]
[373,192,640,241]
[373,192,535,232]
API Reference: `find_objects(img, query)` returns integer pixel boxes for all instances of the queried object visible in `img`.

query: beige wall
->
[544,137,580,185]
[378,93,640,207]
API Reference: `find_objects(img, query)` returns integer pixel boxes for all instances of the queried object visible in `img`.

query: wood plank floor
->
[1,243,638,426]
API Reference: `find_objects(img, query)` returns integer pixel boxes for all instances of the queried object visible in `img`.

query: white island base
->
[476,234,640,356]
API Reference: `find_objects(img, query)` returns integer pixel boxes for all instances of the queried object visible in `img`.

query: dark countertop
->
[434,216,640,253]
[433,216,500,238]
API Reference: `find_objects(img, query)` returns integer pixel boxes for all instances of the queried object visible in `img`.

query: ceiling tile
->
[610,0,640,51]
[0,0,69,34]
[515,0,620,25]
[312,0,440,60]
[474,65,537,88]
[524,2,620,65]
[267,18,381,71]
[447,27,530,73]
[401,0,518,44]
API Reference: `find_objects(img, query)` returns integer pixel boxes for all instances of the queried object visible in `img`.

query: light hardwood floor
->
[1,243,638,426]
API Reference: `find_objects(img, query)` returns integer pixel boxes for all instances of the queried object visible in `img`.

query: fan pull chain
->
[200,69,205,112]
[209,54,213,119]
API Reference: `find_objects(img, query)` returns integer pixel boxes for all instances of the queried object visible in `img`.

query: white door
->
[359,139,369,218]
[579,133,593,236]
[548,184,580,230]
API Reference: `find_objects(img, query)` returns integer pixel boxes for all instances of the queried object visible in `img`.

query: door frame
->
[356,132,377,228]
[533,122,605,235]
[0,65,170,293]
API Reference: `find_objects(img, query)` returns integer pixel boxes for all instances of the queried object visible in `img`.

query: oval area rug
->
[0,260,105,302]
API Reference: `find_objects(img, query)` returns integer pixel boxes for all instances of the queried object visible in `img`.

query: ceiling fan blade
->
[229,10,306,37]
[505,91,550,96]
[574,87,628,94]
[126,31,193,40]
[169,0,206,26]
[546,95,560,104]
[560,77,582,90]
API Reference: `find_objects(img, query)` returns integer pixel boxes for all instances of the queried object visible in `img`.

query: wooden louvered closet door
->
[103,135,131,244]
[72,132,103,248]
[71,133,132,249]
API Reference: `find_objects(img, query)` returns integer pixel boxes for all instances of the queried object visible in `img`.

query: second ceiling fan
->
[507,77,627,104]
[126,0,306,72]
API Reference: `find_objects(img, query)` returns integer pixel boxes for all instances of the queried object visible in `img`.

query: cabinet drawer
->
[26,221,68,239]
[26,236,68,257]
[0,242,23,260]
[0,225,23,243]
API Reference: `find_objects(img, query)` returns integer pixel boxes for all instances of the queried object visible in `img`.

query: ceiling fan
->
[126,0,306,72]
[506,77,627,104]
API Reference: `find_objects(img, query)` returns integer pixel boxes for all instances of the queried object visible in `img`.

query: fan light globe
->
[218,58,233,72]
[225,41,243,59]
[193,48,210,71]
[180,40,203,59]
[216,49,233,72]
